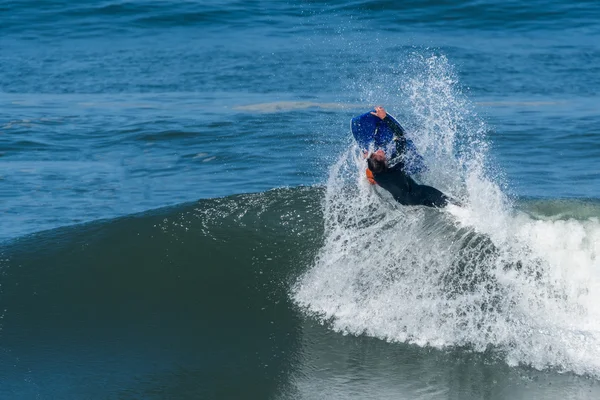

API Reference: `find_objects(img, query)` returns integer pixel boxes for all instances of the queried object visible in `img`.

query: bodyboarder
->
[367,150,450,208]
[353,106,452,207]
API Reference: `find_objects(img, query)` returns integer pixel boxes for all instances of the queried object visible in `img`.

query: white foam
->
[293,54,600,377]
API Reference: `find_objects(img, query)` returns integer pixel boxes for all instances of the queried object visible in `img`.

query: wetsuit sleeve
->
[382,116,407,156]
[382,116,407,137]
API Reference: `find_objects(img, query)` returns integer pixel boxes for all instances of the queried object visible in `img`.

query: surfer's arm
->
[382,116,407,156]
[371,106,407,137]
[382,116,407,138]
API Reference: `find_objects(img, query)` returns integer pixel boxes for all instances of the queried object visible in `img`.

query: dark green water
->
[2,188,600,398]
[1,188,320,398]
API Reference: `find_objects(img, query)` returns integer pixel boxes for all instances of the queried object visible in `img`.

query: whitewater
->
[293,54,600,377]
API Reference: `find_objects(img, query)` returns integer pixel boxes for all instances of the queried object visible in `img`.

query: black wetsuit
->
[372,163,449,208]
[380,115,409,158]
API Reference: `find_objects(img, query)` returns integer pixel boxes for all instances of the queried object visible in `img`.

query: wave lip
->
[295,152,600,378]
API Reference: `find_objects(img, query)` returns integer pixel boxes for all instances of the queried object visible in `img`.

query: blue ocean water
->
[2,0,600,398]
[2,0,599,240]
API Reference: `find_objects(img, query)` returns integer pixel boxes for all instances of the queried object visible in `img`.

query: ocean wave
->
[294,54,600,378]
[2,179,600,397]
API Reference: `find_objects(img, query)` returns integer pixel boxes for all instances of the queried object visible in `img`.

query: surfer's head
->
[367,150,387,173]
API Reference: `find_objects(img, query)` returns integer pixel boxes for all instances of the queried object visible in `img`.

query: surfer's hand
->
[371,106,387,120]
[362,150,368,158]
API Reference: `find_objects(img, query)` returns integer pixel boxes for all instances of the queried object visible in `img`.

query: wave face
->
[0,188,323,399]
[2,189,600,398]
[294,56,600,377]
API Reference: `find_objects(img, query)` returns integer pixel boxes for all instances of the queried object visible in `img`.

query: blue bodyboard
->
[351,112,426,174]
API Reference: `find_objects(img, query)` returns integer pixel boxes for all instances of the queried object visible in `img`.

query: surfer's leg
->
[412,184,449,208]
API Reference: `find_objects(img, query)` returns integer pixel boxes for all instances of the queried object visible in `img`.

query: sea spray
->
[293,55,600,377]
